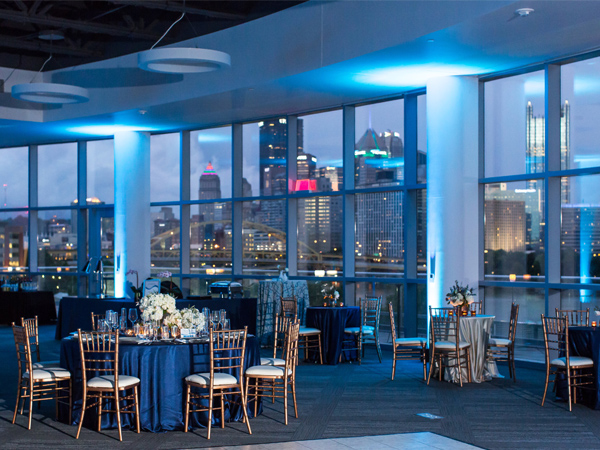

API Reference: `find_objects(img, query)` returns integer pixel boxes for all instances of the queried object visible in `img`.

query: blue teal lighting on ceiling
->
[353,64,485,88]
[524,78,545,96]
[195,132,231,143]
[67,125,156,136]
[574,77,600,95]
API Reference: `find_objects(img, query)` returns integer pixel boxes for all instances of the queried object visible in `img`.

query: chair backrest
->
[470,301,483,315]
[12,323,33,379]
[360,297,382,330]
[210,327,247,383]
[555,308,589,327]
[388,302,397,340]
[541,315,569,368]
[508,303,520,342]
[91,313,105,331]
[284,321,300,379]
[430,306,460,346]
[78,330,119,387]
[273,314,294,359]
[280,296,298,318]
[21,316,40,362]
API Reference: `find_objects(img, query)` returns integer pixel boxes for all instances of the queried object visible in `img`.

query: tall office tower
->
[484,198,526,252]
[198,162,222,250]
[0,224,25,268]
[318,166,343,191]
[380,130,405,182]
[354,128,390,186]
[152,206,180,251]
[297,152,317,180]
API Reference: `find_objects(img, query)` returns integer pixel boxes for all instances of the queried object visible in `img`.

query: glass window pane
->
[561,289,600,313]
[38,143,77,207]
[355,191,403,277]
[150,205,180,274]
[242,122,260,198]
[483,286,545,362]
[254,118,288,197]
[355,281,402,340]
[417,189,427,277]
[242,199,286,276]
[297,196,343,276]
[484,180,545,281]
[296,111,343,193]
[37,209,77,272]
[0,146,28,208]
[190,201,232,275]
[484,70,545,177]
[38,274,78,296]
[417,95,427,184]
[561,57,600,171]
[87,140,114,204]
[561,174,600,284]
[151,133,180,202]
[191,127,232,200]
[0,211,29,271]
[355,100,404,188]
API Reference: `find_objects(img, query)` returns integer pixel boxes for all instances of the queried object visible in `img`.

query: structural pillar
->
[114,131,151,298]
[426,76,479,308]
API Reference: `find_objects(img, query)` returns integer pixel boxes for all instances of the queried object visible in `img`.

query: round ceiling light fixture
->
[138,47,231,74]
[12,83,89,104]
[515,7,534,17]
[38,30,64,41]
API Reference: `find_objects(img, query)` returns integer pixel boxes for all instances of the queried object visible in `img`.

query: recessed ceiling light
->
[138,48,231,74]
[427,39,435,43]
[38,30,64,41]
[515,8,534,17]
[139,109,147,115]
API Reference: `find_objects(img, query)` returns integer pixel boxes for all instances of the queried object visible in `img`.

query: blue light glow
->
[354,64,485,88]
[196,132,230,143]
[574,77,600,95]
[524,78,545,96]
[67,125,156,136]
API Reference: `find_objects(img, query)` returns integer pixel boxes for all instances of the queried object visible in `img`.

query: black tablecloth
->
[556,326,600,409]
[60,335,261,432]
[55,297,258,339]
[305,306,360,365]
[1,290,57,325]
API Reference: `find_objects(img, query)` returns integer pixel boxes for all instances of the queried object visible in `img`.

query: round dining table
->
[59,334,261,432]
[305,306,360,365]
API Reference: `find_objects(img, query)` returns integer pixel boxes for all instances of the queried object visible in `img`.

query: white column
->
[427,76,479,308]
[114,131,151,298]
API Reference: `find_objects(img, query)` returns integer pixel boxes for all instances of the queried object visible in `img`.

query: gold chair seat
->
[299,326,321,335]
[260,357,285,366]
[88,374,140,389]
[185,372,238,386]
[246,365,293,377]
[550,356,594,367]
[344,326,374,335]
[24,367,71,380]
[434,340,470,350]
[395,337,427,346]
[488,337,512,346]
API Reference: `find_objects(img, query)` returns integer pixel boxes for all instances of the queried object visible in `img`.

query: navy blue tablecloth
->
[55,297,257,339]
[305,306,360,365]
[1,290,57,325]
[556,326,600,409]
[60,335,261,432]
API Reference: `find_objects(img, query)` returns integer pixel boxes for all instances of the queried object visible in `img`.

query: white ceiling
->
[1,0,600,147]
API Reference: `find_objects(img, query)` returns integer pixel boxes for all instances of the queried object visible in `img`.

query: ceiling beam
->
[0,36,101,57]
[0,8,163,40]
[111,1,247,21]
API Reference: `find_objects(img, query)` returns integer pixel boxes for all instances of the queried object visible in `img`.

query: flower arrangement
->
[321,282,341,305]
[164,306,206,329]
[446,280,476,308]
[138,293,177,322]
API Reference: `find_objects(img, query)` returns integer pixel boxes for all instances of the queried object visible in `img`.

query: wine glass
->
[105,310,116,330]
[221,319,230,331]
[211,311,220,330]
[128,308,138,327]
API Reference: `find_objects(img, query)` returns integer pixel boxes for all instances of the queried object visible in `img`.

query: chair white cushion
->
[32,360,61,369]
[24,367,70,380]
[434,340,470,350]
[344,327,374,335]
[299,327,321,336]
[245,365,292,377]
[395,337,427,346]
[550,356,594,367]
[260,357,285,366]
[488,338,512,346]
[87,375,140,389]
[185,372,238,386]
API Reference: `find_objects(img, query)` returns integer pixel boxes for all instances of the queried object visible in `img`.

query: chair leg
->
[466,349,472,383]
[427,349,435,385]
[541,365,550,407]
[375,333,382,363]
[207,388,213,439]
[27,381,34,430]
[318,335,323,364]
[220,393,225,428]
[291,378,298,418]
[134,386,140,433]
[510,347,517,382]
[97,392,102,432]
[283,379,288,426]
[240,381,252,435]
[567,369,572,412]
[12,383,22,424]
[115,390,122,442]
[357,335,362,365]
[76,391,87,439]
[391,351,397,381]
[183,384,190,432]
[422,346,427,381]
[457,352,463,388]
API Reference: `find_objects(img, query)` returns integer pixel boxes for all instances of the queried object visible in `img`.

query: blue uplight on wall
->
[67,125,156,136]
[354,64,485,88]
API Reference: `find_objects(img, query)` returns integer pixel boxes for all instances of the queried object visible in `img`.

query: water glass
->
[97,319,107,332]
[219,309,227,322]
[221,319,230,331]
[211,311,220,330]
[128,308,138,327]
[134,323,141,337]
[120,314,128,330]
[202,308,210,322]
[161,325,170,339]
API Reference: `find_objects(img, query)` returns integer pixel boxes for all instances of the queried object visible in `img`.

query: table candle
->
[593,321,597,327]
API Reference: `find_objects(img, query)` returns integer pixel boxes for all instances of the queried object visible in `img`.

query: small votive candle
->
[461,310,467,316]
[471,310,476,316]
[323,302,327,307]
[593,321,597,327]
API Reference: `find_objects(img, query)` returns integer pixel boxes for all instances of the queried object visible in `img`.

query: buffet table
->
[0,290,57,325]
[60,334,261,432]
[305,306,360,365]
[55,297,257,339]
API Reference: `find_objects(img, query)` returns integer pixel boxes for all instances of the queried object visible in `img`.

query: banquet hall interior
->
[2,1,600,449]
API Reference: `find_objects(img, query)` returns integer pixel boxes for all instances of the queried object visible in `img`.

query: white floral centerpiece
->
[164,306,206,329]
[138,292,177,322]
[446,280,476,309]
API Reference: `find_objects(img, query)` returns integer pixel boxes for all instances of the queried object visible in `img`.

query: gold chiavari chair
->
[427,306,472,387]
[469,301,483,315]
[341,297,383,364]
[388,303,427,380]
[245,321,299,425]
[76,330,140,441]
[488,303,519,382]
[21,316,60,369]
[555,308,589,327]
[184,327,252,439]
[280,296,298,318]
[91,313,105,331]
[12,323,72,430]
[261,314,293,367]
[279,296,323,364]
[541,315,594,412]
